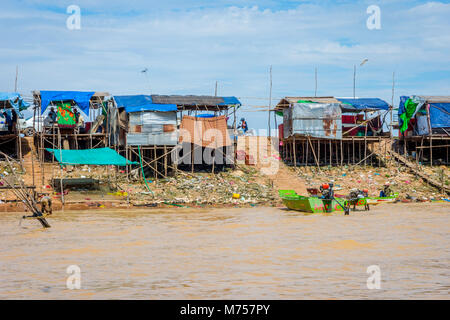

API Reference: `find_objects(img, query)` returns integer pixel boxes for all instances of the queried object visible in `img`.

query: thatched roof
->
[151,95,224,106]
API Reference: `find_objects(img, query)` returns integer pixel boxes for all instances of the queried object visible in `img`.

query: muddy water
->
[0,203,449,299]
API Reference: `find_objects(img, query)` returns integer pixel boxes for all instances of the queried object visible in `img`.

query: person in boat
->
[40,195,53,215]
[320,183,334,200]
[348,188,367,211]
[238,118,248,133]
[380,182,393,197]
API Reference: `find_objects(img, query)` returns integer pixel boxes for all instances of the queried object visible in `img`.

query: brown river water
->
[0,203,449,299]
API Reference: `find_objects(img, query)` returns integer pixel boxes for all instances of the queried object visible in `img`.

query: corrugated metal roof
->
[152,95,224,106]
[151,95,241,107]
[418,96,450,103]
[114,95,177,113]
[275,96,340,110]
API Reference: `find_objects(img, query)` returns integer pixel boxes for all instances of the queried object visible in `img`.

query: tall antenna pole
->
[214,81,218,97]
[314,67,318,97]
[353,65,356,98]
[268,65,272,138]
[14,65,18,92]
[391,71,395,137]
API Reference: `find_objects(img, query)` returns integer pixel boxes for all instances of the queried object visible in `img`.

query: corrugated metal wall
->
[126,111,178,146]
[284,103,342,139]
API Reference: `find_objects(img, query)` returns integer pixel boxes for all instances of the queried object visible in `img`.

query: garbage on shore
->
[293,165,449,202]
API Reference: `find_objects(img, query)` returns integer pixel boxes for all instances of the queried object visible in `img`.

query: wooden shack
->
[276,96,391,167]
[32,90,110,162]
[398,95,450,165]
[112,94,241,178]
[0,92,29,159]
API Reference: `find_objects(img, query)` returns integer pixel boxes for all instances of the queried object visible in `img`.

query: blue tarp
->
[40,91,95,116]
[429,103,450,128]
[220,97,241,106]
[399,96,450,129]
[398,96,409,116]
[0,92,30,111]
[195,114,215,118]
[46,147,137,166]
[114,95,177,113]
[338,98,390,111]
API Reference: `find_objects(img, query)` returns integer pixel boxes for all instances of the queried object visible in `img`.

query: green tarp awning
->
[46,148,137,166]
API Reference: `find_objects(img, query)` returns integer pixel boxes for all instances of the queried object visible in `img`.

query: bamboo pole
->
[57,127,64,208]
[307,136,321,171]
[352,137,355,164]
[329,139,332,165]
[293,137,297,167]
[318,140,320,165]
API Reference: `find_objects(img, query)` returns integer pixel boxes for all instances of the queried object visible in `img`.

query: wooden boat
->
[366,193,399,205]
[279,190,398,213]
[278,190,357,213]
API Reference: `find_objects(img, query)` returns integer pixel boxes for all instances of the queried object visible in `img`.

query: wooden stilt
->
[293,137,297,167]
[307,136,320,170]
[164,145,168,176]
[430,137,433,166]
[318,140,320,166]
[364,123,368,167]
[191,143,194,173]
[154,146,157,179]
[305,137,309,166]
[352,137,355,165]
[329,140,332,165]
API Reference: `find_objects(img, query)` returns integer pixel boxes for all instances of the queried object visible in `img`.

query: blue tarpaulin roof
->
[40,91,95,116]
[220,97,241,106]
[114,95,177,113]
[46,147,137,166]
[429,103,450,128]
[0,92,30,111]
[338,98,390,111]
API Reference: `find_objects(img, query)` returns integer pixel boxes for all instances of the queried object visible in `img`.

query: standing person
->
[238,118,248,133]
[11,110,18,133]
[48,107,57,124]
[2,111,13,133]
[73,108,80,125]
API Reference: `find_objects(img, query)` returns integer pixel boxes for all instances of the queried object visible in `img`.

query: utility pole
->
[14,65,18,92]
[214,81,218,97]
[391,71,395,138]
[268,65,272,139]
[315,67,318,97]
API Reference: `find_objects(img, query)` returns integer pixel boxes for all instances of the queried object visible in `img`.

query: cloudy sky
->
[1,0,449,130]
